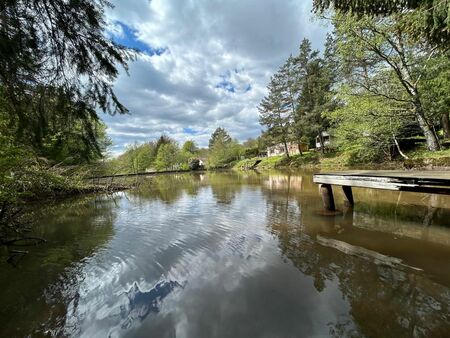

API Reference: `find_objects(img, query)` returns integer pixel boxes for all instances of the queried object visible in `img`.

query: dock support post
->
[320,184,335,211]
[342,186,354,207]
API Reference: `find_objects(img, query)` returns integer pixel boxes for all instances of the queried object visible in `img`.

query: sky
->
[103,0,329,156]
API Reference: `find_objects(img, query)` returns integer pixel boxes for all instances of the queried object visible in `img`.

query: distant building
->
[267,142,308,157]
[315,131,332,150]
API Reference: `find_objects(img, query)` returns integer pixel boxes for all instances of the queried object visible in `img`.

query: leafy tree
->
[182,140,198,154]
[154,143,180,171]
[333,13,441,151]
[290,39,315,153]
[40,118,111,164]
[420,56,450,138]
[208,140,242,168]
[207,128,241,167]
[313,0,450,48]
[257,133,270,153]
[326,86,411,162]
[242,138,259,158]
[155,135,174,154]
[112,141,157,174]
[243,138,258,149]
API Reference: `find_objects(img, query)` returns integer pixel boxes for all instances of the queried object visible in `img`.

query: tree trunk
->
[283,141,290,159]
[393,134,409,159]
[442,113,450,139]
[414,105,440,151]
[297,143,303,156]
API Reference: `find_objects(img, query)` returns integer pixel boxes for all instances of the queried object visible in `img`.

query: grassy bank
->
[233,147,450,171]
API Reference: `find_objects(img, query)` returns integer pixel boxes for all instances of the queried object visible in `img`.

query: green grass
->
[234,152,319,170]
[407,146,450,159]
[403,145,450,168]
[233,155,287,170]
[233,144,450,171]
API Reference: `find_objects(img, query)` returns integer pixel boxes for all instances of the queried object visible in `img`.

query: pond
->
[1,171,449,337]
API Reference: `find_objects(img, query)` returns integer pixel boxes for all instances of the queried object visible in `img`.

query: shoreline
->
[232,152,450,172]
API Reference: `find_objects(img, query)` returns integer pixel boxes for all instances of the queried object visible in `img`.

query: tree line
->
[259,7,450,162]
[109,127,268,173]
[108,135,200,173]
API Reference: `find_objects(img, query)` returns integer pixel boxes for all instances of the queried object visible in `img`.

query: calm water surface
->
[1,171,450,337]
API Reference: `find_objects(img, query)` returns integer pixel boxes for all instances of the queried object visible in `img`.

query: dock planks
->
[313,170,450,211]
[313,170,450,195]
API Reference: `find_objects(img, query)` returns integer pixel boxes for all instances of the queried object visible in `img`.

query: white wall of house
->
[315,132,331,149]
[267,142,305,157]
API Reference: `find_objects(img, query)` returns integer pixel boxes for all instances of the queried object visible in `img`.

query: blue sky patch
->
[183,127,199,135]
[215,80,235,93]
[113,21,166,56]
[216,73,235,93]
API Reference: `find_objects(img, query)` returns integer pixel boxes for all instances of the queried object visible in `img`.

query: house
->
[315,131,332,150]
[267,142,308,157]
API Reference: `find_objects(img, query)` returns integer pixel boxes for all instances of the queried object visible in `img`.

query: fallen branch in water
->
[6,249,29,267]
[1,236,46,246]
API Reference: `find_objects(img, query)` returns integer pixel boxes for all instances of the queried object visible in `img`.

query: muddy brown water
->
[0,171,449,337]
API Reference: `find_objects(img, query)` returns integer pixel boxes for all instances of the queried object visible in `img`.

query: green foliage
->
[108,136,201,173]
[259,36,337,155]
[257,9,450,165]
[313,0,450,48]
[0,1,132,165]
[182,140,198,154]
[0,0,134,240]
[106,136,205,174]
[234,156,285,170]
[208,128,232,149]
[419,55,450,137]
[258,68,292,154]
[332,12,441,151]
[155,135,173,154]
[295,35,336,150]
[0,133,95,212]
[207,128,242,168]
[112,142,157,174]
[325,88,406,162]
[154,143,181,171]
[208,139,242,168]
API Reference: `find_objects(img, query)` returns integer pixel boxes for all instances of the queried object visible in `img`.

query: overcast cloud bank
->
[104,0,329,155]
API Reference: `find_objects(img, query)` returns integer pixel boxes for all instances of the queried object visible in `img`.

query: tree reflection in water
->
[261,173,450,337]
[1,171,449,337]
[0,194,120,337]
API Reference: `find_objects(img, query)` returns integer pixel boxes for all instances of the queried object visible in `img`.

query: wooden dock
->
[313,170,450,211]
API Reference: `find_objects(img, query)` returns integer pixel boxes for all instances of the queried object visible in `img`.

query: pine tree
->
[293,38,336,153]
[0,0,132,158]
[313,0,450,48]
[208,128,232,149]
[259,73,292,158]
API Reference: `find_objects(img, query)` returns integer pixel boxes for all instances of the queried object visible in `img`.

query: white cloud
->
[103,0,329,155]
